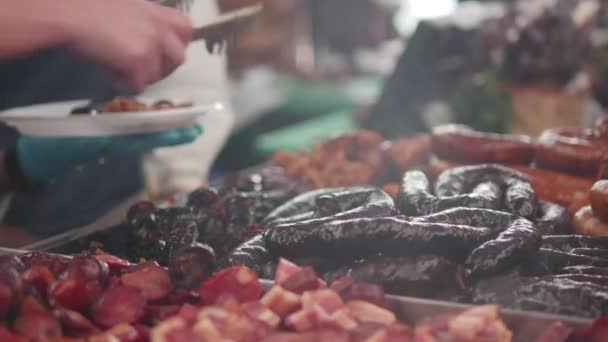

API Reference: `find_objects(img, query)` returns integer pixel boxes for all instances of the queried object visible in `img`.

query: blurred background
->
[214,0,608,174]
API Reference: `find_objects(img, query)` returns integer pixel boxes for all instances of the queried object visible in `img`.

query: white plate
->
[0,98,212,137]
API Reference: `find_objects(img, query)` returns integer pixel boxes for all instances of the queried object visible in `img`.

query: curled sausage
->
[464,217,541,278]
[417,208,546,275]
[396,170,503,216]
[535,128,607,176]
[435,164,537,219]
[431,124,534,164]
[429,157,593,210]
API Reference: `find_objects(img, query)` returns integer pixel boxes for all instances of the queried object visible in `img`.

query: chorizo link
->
[431,124,534,165]
[535,128,606,176]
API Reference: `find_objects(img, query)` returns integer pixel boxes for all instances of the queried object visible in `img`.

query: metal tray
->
[0,248,593,342]
[256,280,590,341]
[385,293,590,341]
[14,163,597,337]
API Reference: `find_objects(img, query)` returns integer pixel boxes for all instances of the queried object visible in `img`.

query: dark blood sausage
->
[522,249,608,276]
[221,235,274,276]
[169,242,216,290]
[315,194,342,216]
[413,207,520,231]
[414,208,544,277]
[559,266,608,276]
[535,202,571,236]
[263,188,345,225]
[264,187,395,227]
[261,188,396,247]
[165,220,200,259]
[264,217,492,260]
[435,164,537,219]
[471,271,536,306]
[535,128,608,176]
[551,274,608,287]
[464,218,541,278]
[570,248,608,259]
[541,235,608,252]
[323,256,464,297]
[431,124,534,165]
[513,279,608,317]
[396,170,503,216]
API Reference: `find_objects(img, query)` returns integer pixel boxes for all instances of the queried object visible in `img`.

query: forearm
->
[0,0,74,60]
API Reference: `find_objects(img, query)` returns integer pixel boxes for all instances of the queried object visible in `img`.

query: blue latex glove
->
[17,124,203,183]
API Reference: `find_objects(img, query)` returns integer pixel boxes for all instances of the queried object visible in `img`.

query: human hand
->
[62,0,192,92]
[16,124,203,183]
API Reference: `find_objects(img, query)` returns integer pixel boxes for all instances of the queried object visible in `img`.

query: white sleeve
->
[141,0,235,198]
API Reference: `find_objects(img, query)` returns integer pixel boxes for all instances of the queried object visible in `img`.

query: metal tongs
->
[193,4,263,53]
[159,0,263,54]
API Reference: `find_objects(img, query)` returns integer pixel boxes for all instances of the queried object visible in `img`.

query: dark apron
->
[0,49,141,237]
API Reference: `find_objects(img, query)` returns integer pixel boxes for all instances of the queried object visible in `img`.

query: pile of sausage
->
[0,250,524,342]
[471,235,608,318]
[272,120,608,236]
[123,168,301,266]
[430,122,608,214]
[219,161,608,317]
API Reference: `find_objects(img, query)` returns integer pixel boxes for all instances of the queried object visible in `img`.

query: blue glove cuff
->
[5,148,44,191]
[16,124,204,183]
